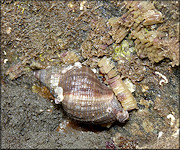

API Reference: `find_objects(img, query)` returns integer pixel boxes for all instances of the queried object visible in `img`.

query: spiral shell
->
[34,62,129,126]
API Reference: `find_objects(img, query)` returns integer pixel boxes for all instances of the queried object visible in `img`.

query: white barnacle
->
[154,71,168,86]
[74,62,82,68]
[54,87,64,104]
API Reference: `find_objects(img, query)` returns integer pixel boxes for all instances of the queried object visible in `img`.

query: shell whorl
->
[34,64,129,125]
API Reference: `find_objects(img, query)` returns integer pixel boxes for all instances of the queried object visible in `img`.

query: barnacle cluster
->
[108,1,179,66]
[131,28,179,66]
[108,1,163,44]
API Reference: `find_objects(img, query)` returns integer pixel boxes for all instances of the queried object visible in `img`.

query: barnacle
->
[131,28,166,63]
[108,1,162,43]
[131,28,179,66]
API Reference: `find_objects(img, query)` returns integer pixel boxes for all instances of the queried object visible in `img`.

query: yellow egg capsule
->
[98,57,138,111]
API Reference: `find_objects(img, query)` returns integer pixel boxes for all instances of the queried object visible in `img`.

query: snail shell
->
[34,63,129,126]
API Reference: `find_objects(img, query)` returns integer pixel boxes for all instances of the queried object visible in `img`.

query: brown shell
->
[34,65,128,125]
